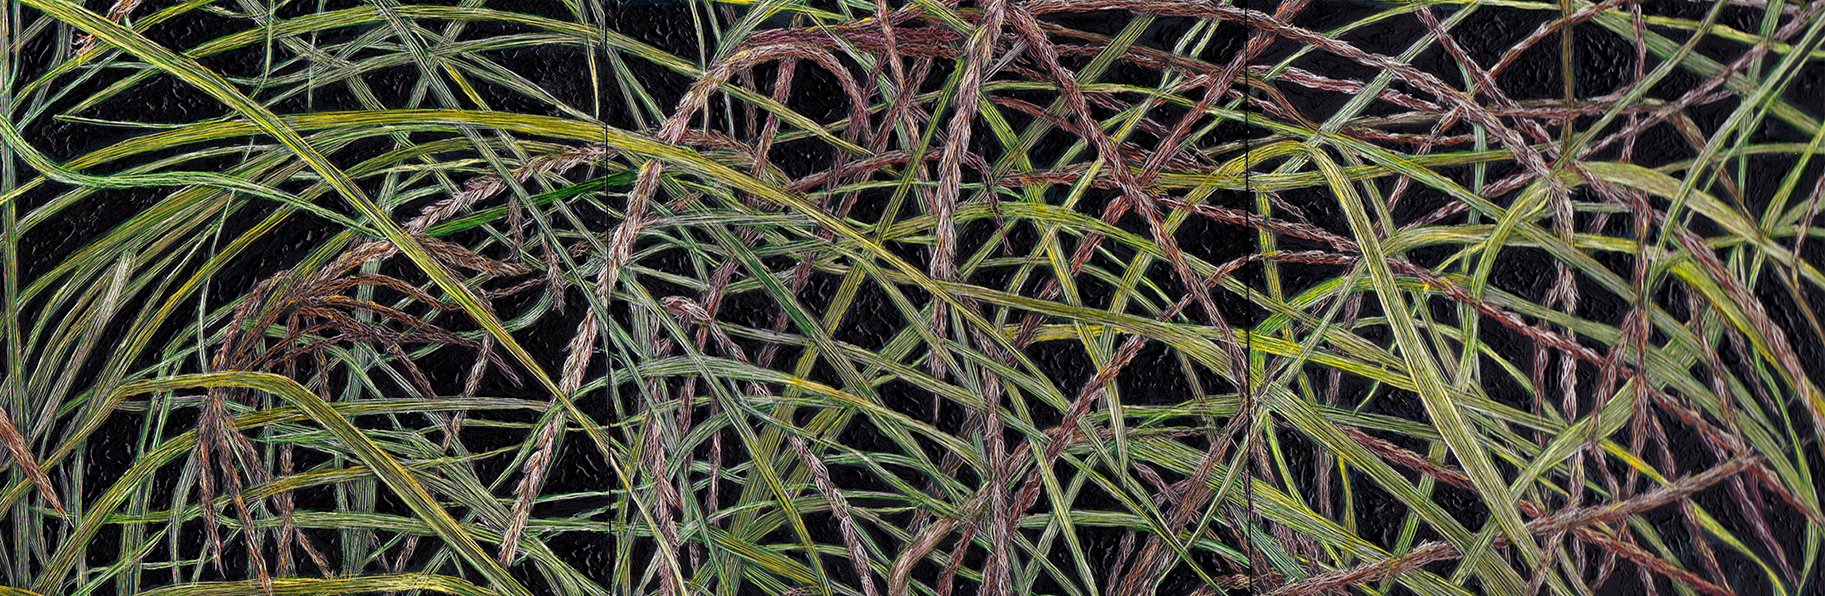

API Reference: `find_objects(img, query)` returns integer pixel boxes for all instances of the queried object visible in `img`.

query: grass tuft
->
[3,0,1824,593]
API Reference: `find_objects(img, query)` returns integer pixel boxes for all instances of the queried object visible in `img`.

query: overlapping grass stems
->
[0,0,1823,592]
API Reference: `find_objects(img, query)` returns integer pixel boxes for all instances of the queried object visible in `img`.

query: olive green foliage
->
[2,0,1824,593]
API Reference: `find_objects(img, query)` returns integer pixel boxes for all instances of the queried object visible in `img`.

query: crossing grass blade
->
[2,0,1822,593]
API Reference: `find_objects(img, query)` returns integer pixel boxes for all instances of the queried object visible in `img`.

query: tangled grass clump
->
[3,0,1825,593]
